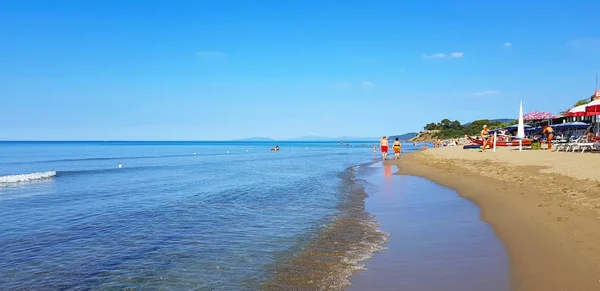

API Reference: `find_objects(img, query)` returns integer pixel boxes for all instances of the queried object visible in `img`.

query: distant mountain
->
[288,136,379,141]
[389,132,418,141]
[233,136,379,141]
[490,118,514,123]
[232,137,275,141]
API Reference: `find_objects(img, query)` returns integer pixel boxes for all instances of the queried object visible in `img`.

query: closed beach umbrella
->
[567,104,588,117]
[517,101,525,151]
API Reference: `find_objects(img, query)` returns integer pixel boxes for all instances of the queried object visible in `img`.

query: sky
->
[1,0,599,140]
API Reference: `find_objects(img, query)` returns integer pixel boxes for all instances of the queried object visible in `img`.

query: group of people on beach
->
[373,136,402,161]
[478,124,556,152]
[433,138,458,148]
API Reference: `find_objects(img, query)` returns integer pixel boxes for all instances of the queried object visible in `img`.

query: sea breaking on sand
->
[387,146,600,290]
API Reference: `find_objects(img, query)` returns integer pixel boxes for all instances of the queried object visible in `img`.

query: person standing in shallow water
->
[393,138,402,159]
[380,136,389,161]
[372,145,377,158]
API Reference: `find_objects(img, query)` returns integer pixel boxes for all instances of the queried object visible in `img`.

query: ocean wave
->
[0,163,185,185]
[0,171,57,184]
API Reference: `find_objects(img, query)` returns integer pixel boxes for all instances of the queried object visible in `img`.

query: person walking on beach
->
[542,124,554,151]
[372,145,377,158]
[393,138,402,159]
[480,125,490,152]
[380,136,389,161]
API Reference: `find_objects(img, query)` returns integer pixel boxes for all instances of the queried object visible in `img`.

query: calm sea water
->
[0,141,413,290]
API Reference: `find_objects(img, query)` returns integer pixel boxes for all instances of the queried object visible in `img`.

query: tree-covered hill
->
[423,118,518,139]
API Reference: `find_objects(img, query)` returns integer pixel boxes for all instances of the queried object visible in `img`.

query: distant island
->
[388,132,418,141]
[233,136,380,142]
[232,137,275,141]
[233,133,419,142]
[232,136,382,142]
[288,136,379,142]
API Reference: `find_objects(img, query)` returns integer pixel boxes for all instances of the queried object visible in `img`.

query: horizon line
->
[0,139,385,142]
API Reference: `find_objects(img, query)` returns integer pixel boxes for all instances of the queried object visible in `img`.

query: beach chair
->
[555,136,583,152]
[574,142,600,153]
[553,141,568,152]
[569,136,600,153]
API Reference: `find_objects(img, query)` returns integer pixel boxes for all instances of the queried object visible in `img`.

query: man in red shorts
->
[379,136,389,161]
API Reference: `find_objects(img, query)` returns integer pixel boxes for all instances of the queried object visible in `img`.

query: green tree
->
[448,120,461,129]
[574,98,590,107]
[424,123,438,130]
[440,118,451,129]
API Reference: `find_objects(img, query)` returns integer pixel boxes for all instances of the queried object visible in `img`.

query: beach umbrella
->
[585,99,600,116]
[567,104,588,117]
[523,110,557,121]
[506,124,531,130]
[517,101,525,151]
[553,121,589,129]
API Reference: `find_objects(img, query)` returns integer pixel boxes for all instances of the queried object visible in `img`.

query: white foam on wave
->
[0,171,57,184]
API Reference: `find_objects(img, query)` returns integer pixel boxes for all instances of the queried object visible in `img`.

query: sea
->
[0,141,415,290]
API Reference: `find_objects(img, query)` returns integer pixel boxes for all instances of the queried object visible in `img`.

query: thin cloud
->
[424,53,447,58]
[504,42,512,48]
[568,38,600,47]
[362,81,374,87]
[196,51,228,58]
[423,52,464,59]
[473,90,501,97]
[567,38,600,54]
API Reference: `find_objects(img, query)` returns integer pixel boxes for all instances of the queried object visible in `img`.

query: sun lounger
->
[554,136,585,152]
[573,142,600,153]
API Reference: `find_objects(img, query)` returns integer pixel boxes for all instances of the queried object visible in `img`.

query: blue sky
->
[1,0,599,140]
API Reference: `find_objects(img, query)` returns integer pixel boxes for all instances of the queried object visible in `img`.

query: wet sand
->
[348,163,509,291]
[388,146,600,290]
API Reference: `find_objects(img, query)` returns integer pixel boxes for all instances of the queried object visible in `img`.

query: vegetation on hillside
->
[574,98,591,107]
[560,98,591,115]
[422,118,518,139]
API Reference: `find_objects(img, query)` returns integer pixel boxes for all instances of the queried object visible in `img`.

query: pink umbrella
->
[523,111,557,121]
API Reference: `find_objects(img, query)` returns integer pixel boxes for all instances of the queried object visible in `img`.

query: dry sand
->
[388,146,600,291]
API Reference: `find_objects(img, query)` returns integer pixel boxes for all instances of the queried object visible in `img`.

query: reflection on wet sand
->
[348,163,509,291]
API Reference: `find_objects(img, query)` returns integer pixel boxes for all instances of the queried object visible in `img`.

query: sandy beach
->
[388,146,600,290]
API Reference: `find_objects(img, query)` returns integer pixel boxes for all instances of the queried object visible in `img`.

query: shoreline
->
[262,162,389,290]
[387,147,600,290]
[348,162,510,291]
